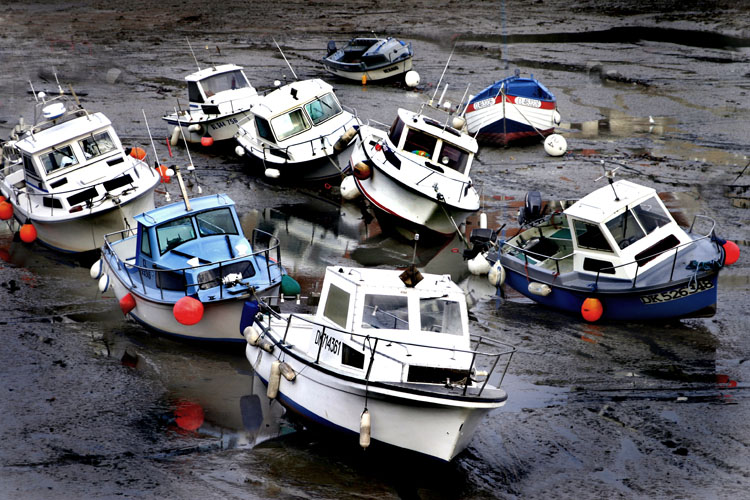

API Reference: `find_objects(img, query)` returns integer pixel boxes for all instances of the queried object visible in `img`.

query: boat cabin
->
[327,37,412,67]
[133,195,258,295]
[249,79,345,148]
[543,180,687,280]
[185,64,257,112]
[12,109,135,212]
[388,108,477,177]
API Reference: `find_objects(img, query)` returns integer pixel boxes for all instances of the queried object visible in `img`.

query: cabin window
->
[606,209,646,249]
[156,216,196,254]
[583,258,615,274]
[632,196,671,234]
[139,225,151,257]
[304,92,341,125]
[420,298,462,334]
[40,145,78,173]
[23,155,40,181]
[361,294,409,330]
[403,128,437,159]
[188,81,204,103]
[436,143,470,173]
[255,117,274,142]
[341,343,365,369]
[196,208,238,236]
[388,116,404,145]
[572,219,613,252]
[79,131,116,160]
[323,284,350,328]
[42,196,63,209]
[271,109,309,141]
[201,70,249,97]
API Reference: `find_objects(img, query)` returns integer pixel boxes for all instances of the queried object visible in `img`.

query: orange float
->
[581,297,603,322]
[173,296,204,325]
[19,224,37,243]
[119,293,136,315]
[723,240,740,266]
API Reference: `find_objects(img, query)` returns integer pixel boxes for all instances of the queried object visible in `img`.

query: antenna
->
[141,109,160,167]
[53,70,63,95]
[173,108,198,211]
[28,80,38,102]
[186,37,201,71]
[430,38,459,106]
[273,37,298,81]
[595,160,620,201]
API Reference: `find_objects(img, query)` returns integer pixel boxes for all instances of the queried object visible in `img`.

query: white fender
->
[340,175,360,200]
[359,409,371,449]
[98,274,110,293]
[267,361,281,399]
[487,261,506,287]
[244,326,260,346]
[89,259,103,279]
[528,282,552,296]
[468,253,491,276]
[170,126,181,146]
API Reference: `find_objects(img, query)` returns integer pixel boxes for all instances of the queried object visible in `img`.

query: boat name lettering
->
[472,98,494,110]
[383,65,399,73]
[515,97,542,108]
[142,270,153,279]
[640,278,714,304]
[210,117,238,130]
[315,331,341,355]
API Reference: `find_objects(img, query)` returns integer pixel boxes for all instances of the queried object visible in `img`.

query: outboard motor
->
[463,227,498,260]
[326,40,337,57]
[518,190,542,226]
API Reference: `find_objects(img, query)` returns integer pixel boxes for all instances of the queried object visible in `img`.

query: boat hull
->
[501,265,719,321]
[164,110,250,143]
[323,58,413,82]
[246,342,499,461]
[465,95,557,145]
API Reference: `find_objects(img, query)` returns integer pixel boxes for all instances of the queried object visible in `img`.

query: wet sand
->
[1,1,749,499]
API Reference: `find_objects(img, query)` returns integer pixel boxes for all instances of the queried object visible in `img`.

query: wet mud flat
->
[1,1,750,499]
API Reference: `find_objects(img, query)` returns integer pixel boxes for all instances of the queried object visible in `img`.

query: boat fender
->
[405,70,420,88]
[98,274,110,293]
[200,136,214,147]
[281,274,302,296]
[334,127,358,152]
[187,124,202,133]
[279,362,296,382]
[119,293,136,315]
[90,259,103,279]
[340,175,361,200]
[19,224,37,243]
[581,297,603,322]
[543,134,567,157]
[234,145,245,157]
[359,409,371,449]
[267,361,281,399]
[129,147,147,160]
[468,252,491,276]
[259,338,275,353]
[353,162,371,180]
[0,200,13,220]
[528,282,551,296]
[264,168,281,179]
[452,116,466,131]
[488,261,506,287]
[722,240,740,266]
[170,126,181,146]
[244,326,261,346]
[479,212,488,229]
[173,296,204,325]
[553,110,562,125]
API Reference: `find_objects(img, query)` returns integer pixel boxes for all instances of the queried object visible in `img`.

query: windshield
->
[196,208,238,236]
[606,209,646,250]
[271,108,310,141]
[436,143,470,173]
[79,131,117,160]
[419,297,462,335]
[200,70,250,97]
[156,216,197,254]
[573,219,613,252]
[632,196,671,233]
[304,92,342,125]
[361,294,409,330]
[41,145,78,174]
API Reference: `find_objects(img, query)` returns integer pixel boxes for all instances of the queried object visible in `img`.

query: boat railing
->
[102,228,282,301]
[255,310,516,398]
[502,214,720,288]
[173,93,257,120]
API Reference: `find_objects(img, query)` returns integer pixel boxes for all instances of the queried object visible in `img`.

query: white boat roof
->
[252,79,334,119]
[326,265,463,296]
[398,108,478,154]
[185,63,244,82]
[15,112,112,155]
[564,179,658,224]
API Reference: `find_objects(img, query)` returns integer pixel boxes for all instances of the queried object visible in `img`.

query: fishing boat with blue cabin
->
[93,168,290,342]
[464,70,561,145]
[322,36,414,83]
[467,175,740,322]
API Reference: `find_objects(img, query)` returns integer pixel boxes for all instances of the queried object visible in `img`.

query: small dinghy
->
[464,70,561,145]
[322,36,414,83]
[163,64,260,145]
[234,78,361,182]
[467,176,740,321]
[241,264,515,461]
[95,167,287,342]
[0,86,160,253]
[347,104,480,236]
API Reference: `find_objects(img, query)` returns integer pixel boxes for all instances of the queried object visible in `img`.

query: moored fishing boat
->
[322,36,414,83]
[468,177,740,321]
[241,265,515,461]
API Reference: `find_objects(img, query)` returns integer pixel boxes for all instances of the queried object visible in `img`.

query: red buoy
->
[19,224,37,243]
[156,164,171,183]
[0,201,13,221]
[174,400,204,431]
[129,147,147,160]
[200,136,214,147]
[119,293,136,315]
[723,240,740,266]
[353,162,371,180]
[581,297,603,322]
[173,296,204,325]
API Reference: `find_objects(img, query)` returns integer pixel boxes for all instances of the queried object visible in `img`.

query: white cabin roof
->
[15,112,112,155]
[564,179,657,224]
[252,79,334,119]
[326,266,462,297]
[184,63,244,82]
[397,108,478,154]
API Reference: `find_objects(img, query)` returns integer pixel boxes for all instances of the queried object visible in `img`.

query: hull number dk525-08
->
[640,278,714,304]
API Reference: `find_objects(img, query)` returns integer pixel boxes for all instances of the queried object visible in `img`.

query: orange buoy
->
[0,201,13,220]
[119,293,136,315]
[173,296,204,325]
[200,136,214,147]
[129,147,147,160]
[156,164,171,183]
[581,297,603,322]
[19,224,37,243]
[361,74,367,85]
[723,240,740,266]
[174,400,205,431]
[353,161,371,180]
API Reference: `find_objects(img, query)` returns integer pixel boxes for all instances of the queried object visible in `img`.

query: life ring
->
[411,150,431,159]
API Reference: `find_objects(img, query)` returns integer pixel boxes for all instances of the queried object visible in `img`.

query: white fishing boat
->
[322,36,414,83]
[347,105,480,236]
[163,64,260,145]
[242,265,515,461]
[0,87,160,253]
[234,78,361,182]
